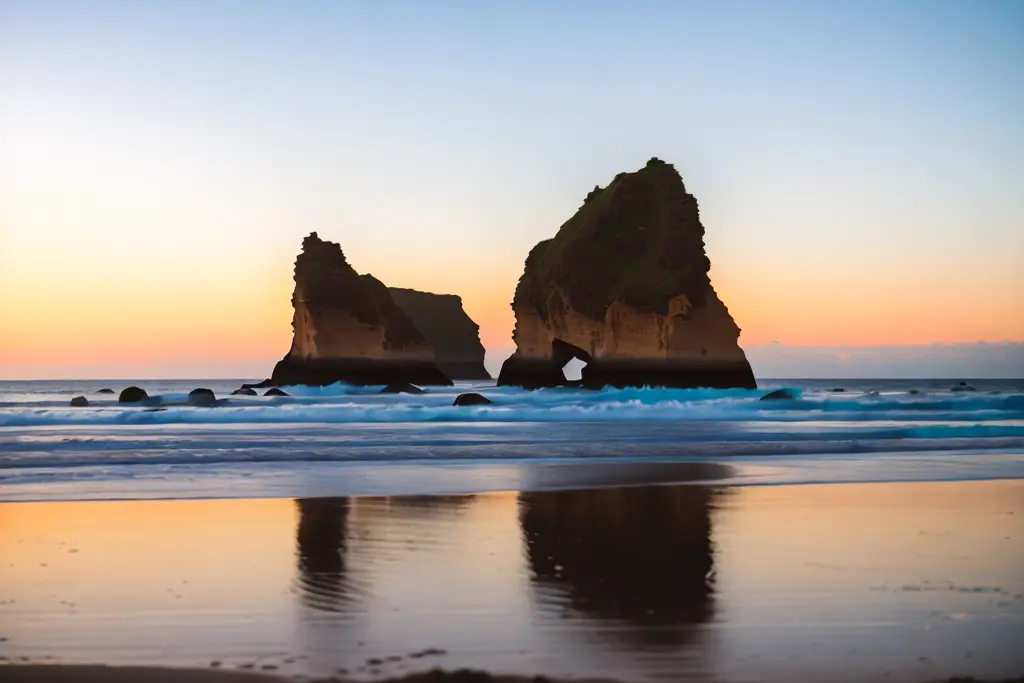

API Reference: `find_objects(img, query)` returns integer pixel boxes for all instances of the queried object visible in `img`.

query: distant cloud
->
[746,342,1024,379]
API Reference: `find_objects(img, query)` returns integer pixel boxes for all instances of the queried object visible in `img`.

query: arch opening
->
[551,338,593,384]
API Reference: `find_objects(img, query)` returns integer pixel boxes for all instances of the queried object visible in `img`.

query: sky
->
[1,0,1022,379]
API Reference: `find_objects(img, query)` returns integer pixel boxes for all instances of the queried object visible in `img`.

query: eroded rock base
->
[249,357,454,388]
[498,358,756,390]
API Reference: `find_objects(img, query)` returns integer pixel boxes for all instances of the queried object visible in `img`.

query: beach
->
[2,478,1022,682]
[2,378,1023,681]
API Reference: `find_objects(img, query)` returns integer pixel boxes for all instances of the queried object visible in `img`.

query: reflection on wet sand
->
[3,481,1020,682]
[519,486,717,646]
[295,498,350,613]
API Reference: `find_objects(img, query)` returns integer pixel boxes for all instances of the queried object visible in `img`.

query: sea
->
[1,378,1023,502]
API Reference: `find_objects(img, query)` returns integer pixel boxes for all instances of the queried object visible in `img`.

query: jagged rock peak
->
[498,158,755,390]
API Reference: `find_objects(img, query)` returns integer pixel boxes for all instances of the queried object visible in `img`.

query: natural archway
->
[551,338,592,384]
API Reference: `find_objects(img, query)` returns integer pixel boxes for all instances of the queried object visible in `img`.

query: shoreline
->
[1,664,1022,683]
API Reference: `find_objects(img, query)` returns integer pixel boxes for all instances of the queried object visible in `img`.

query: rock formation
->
[498,158,756,389]
[255,233,453,387]
[453,392,492,406]
[388,288,490,380]
[70,396,89,407]
[187,388,217,406]
[119,386,148,403]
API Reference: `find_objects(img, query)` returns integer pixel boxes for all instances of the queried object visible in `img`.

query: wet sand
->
[1,479,1022,682]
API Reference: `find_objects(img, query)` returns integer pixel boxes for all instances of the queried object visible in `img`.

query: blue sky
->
[1,0,1022,378]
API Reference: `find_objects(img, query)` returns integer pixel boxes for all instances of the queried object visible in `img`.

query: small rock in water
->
[96,388,115,394]
[187,388,217,407]
[759,388,797,401]
[118,386,148,403]
[951,382,976,392]
[265,388,290,397]
[231,387,257,396]
[70,396,89,407]
[453,392,492,406]
[380,383,424,395]
[908,389,921,395]
[829,388,845,392]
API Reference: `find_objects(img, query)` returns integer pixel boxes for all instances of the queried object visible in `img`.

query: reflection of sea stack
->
[388,288,490,380]
[257,233,453,387]
[295,498,349,612]
[519,486,716,644]
[498,158,756,389]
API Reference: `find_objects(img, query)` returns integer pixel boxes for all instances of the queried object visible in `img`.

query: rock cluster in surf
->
[498,158,756,389]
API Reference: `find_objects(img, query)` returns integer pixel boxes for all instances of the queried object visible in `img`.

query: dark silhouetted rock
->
[908,389,922,395]
[253,233,453,388]
[388,288,490,380]
[829,387,845,392]
[453,392,492,406]
[70,396,89,407]
[143,407,167,412]
[187,388,217,407]
[231,388,257,396]
[952,382,977,392]
[380,383,425,395]
[498,159,755,390]
[759,388,798,401]
[119,386,148,403]
[265,388,290,397]
[96,388,115,394]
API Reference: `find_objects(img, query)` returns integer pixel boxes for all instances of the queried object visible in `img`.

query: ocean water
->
[1,378,1023,501]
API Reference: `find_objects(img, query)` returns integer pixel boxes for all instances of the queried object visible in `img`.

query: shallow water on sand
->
[1,480,1022,682]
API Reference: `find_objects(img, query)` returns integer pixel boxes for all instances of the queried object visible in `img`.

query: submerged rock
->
[380,383,425,395]
[453,392,492,406]
[829,387,845,392]
[498,158,755,390]
[96,388,115,394]
[118,386,148,403]
[759,388,798,401]
[254,233,453,388]
[231,387,257,396]
[952,382,977,392]
[70,396,89,407]
[187,388,217,407]
[264,388,290,397]
[388,288,490,380]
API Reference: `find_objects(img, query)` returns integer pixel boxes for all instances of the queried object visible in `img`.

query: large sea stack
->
[388,288,490,380]
[258,233,453,387]
[498,158,756,389]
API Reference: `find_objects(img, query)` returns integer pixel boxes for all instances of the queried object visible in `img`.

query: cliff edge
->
[388,288,491,380]
[258,233,453,387]
[497,158,756,389]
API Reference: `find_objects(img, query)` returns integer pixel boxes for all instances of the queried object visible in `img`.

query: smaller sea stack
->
[255,233,452,388]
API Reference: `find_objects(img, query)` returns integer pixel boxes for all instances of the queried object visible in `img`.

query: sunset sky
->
[2,1,1022,379]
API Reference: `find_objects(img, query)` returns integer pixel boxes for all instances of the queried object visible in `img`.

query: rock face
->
[388,288,490,380]
[498,158,756,390]
[260,233,453,387]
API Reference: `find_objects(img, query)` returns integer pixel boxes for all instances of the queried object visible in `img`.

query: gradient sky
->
[1,0,1022,379]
